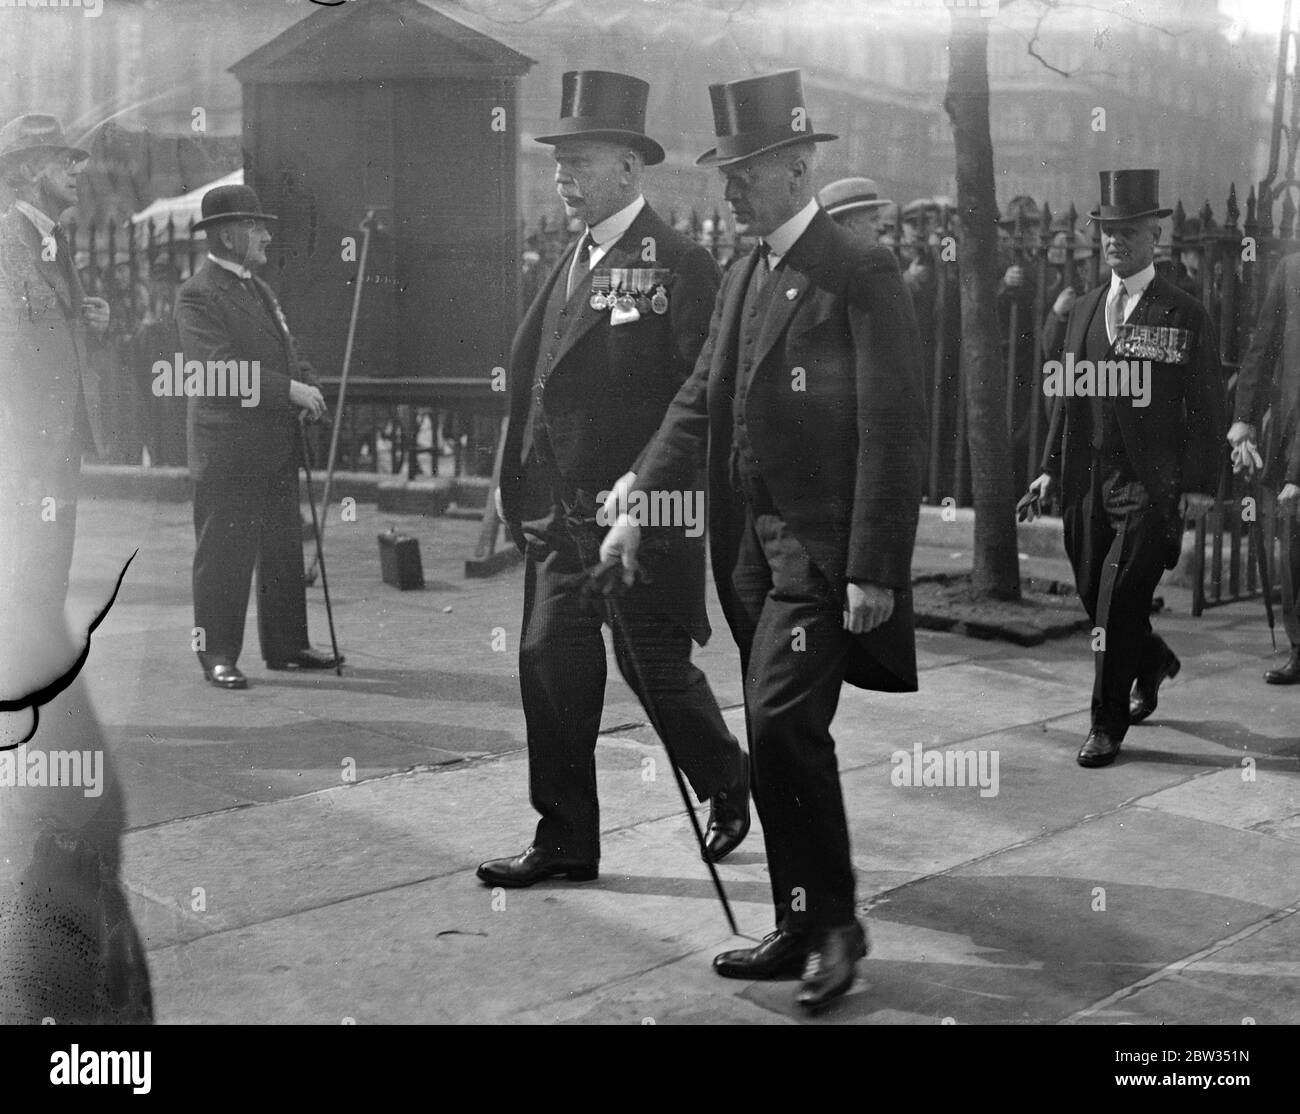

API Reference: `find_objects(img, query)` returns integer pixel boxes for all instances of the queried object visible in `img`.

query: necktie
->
[1106,280,1128,345]
[753,241,772,292]
[566,230,595,300]
[50,224,77,291]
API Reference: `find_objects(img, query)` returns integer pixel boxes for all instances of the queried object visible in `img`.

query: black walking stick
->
[299,420,343,677]
[1253,478,1276,650]
[1279,497,1300,650]
[569,554,739,937]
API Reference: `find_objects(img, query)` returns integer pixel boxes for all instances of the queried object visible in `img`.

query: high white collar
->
[15,200,57,239]
[207,252,253,281]
[762,197,820,265]
[582,195,646,270]
[1109,262,1155,301]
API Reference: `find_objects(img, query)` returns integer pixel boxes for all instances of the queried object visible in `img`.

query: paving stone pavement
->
[50,494,1300,1024]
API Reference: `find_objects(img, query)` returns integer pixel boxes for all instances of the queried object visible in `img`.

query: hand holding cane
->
[568,547,740,937]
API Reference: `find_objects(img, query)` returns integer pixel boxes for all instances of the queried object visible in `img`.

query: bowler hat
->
[535,71,665,166]
[696,70,837,167]
[1088,169,1172,222]
[0,113,89,170]
[192,184,278,233]
[819,177,893,217]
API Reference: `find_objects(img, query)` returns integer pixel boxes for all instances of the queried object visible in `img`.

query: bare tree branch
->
[1012,0,1187,80]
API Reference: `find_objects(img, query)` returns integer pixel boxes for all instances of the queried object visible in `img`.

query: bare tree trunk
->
[943,8,1021,600]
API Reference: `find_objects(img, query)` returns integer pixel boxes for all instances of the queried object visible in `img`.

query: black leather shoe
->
[1077,728,1122,768]
[1265,646,1300,685]
[1130,650,1181,723]
[704,752,751,863]
[796,922,869,1013]
[475,845,598,888]
[203,664,248,690]
[713,928,811,981]
[266,646,345,670]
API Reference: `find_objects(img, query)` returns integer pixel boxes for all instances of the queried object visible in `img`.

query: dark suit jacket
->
[0,205,108,486]
[1235,251,1300,487]
[635,208,928,693]
[1039,271,1227,566]
[175,260,319,484]
[498,203,721,644]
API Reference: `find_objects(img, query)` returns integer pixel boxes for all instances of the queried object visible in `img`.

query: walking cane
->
[1252,478,1276,650]
[307,208,376,587]
[1279,497,1300,650]
[299,420,343,677]
[572,554,740,937]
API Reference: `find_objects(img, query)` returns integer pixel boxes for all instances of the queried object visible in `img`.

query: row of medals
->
[1114,323,1192,363]
[590,268,669,315]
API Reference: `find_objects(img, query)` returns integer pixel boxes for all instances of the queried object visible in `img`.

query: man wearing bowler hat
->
[480,70,750,888]
[1027,170,1225,766]
[0,113,113,616]
[602,69,927,1011]
[818,177,893,245]
[175,184,342,690]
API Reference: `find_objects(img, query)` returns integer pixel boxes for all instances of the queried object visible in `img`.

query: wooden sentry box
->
[231,0,532,398]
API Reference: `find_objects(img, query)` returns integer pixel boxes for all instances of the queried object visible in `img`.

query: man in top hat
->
[1027,169,1225,767]
[0,113,112,617]
[818,177,893,244]
[175,183,342,690]
[602,69,927,1012]
[479,70,751,888]
[1229,252,1300,684]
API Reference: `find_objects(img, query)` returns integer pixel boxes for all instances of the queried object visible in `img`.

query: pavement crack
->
[1064,902,1300,1022]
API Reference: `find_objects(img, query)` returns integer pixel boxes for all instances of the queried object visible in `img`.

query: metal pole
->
[307,209,376,586]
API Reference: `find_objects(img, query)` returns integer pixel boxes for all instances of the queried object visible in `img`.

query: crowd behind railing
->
[67,184,1291,512]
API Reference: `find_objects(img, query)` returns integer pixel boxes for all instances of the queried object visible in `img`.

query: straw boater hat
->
[535,70,665,166]
[1088,169,1173,222]
[192,184,278,233]
[0,113,89,169]
[696,69,837,168]
[819,177,893,218]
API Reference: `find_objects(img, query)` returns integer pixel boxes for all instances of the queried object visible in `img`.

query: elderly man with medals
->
[1029,170,1227,768]
[481,70,751,889]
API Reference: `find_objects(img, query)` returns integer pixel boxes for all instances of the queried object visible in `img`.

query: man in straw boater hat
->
[1027,170,1226,767]
[818,176,893,245]
[0,113,112,618]
[175,183,342,691]
[602,69,927,1012]
[479,70,752,888]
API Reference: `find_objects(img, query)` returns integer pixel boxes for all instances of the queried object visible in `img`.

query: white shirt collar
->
[762,197,820,266]
[1110,262,1155,302]
[15,200,57,240]
[585,195,645,267]
[207,252,252,281]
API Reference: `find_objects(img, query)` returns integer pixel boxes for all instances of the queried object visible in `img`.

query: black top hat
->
[0,113,89,170]
[192,184,278,233]
[535,71,665,166]
[696,70,837,168]
[1088,169,1172,222]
